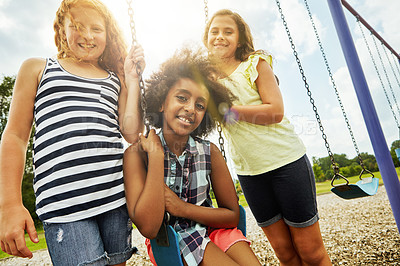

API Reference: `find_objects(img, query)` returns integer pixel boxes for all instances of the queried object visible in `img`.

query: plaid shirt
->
[159,132,213,266]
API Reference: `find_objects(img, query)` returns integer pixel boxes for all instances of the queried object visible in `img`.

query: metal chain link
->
[382,43,400,93]
[126,0,150,135]
[371,42,400,140]
[358,20,400,136]
[303,0,371,171]
[275,0,342,177]
[202,0,227,162]
[391,53,400,79]
[203,0,209,25]
[126,0,137,47]
[217,123,226,161]
[372,35,400,118]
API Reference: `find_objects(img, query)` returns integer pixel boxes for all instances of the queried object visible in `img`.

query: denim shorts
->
[43,205,136,266]
[238,155,319,228]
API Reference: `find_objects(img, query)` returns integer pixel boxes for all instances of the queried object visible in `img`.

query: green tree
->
[356,152,378,172]
[313,152,379,181]
[0,75,39,225]
[0,75,14,133]
[390,140,400,167]
[333,153,351,168]
[312,163,325,182]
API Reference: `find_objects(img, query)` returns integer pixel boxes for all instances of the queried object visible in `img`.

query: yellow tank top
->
[219,53,306,175]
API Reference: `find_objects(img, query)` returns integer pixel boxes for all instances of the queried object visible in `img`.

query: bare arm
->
[119,45,145,144]
[0,58,45,258]
[123,129,165,239]
[164,143,240,228]
[231,59,284,125]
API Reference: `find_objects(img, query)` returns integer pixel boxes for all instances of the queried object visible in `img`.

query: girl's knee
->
[267,238,299,264]
[225,241,261,266]
[296,243,329,264]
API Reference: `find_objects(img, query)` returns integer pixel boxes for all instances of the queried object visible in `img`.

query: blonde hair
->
[53,0,127,77]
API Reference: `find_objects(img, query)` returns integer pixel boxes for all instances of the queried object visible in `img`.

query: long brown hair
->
[203,9,256,62]
[53,0,127,77]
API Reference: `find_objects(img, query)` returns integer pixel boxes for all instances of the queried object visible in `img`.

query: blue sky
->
[1,0,400,167]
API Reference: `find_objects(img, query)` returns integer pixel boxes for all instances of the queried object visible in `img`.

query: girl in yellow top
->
[203,9,331,265]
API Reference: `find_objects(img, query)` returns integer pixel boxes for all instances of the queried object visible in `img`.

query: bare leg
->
[289,221,331,266]
[226,241,261,265]
[261,219,302,265]
[200,241,240,266]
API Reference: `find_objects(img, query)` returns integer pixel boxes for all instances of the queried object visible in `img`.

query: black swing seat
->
[150,205,247,266]
[331,176,379,199]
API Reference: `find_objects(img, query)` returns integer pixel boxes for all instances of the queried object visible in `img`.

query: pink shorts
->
[145,227,250,265]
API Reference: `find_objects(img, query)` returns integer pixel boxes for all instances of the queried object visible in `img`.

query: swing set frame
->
[327,0,400,233]
[124,1,400,260]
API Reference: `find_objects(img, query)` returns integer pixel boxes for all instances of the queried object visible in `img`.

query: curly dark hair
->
[145,47,236,138]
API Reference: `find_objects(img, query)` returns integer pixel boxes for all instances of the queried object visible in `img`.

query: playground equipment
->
[124,2,400,262]
[327,0,400,232]
[302,0,379,199]
[275,0,400,229]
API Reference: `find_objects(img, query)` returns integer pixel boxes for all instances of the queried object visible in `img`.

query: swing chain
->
[371,30,400,118]
[203,0,209,24]
[381,43,400,97]
[275,0,338,169]
[392,53,400,79]
[126,0,138,47]
[303,0,374,176]
[126,0,150,134]
[330,164,349,187]
[217,122,227,162]
[202,0,226,162]
[358,19,400,133]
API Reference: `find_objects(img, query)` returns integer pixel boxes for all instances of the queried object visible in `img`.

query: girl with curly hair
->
[124,48,261,266]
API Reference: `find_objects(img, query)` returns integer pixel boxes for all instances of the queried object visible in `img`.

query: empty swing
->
[124,1,246,265]
[276,0,379,199]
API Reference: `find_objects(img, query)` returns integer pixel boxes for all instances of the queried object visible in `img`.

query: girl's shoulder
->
[124,142,149,166]
[18,57,47,84]
[245,51,273,69]
[231,52,273,85]
[20,57,46,72]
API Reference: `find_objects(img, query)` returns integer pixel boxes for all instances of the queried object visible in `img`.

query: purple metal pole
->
[327,0,400,233]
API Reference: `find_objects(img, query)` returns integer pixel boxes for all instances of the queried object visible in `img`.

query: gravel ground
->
[1,185,399,265]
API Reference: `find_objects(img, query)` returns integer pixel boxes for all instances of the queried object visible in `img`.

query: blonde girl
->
[0,0,143,265]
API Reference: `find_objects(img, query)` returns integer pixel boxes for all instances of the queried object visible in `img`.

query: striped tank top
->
[33,58,125,223]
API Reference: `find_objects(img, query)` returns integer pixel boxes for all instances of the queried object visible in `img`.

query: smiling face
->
[161,78,210,139]
[207,15,240,61]
[64,6,106,64]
